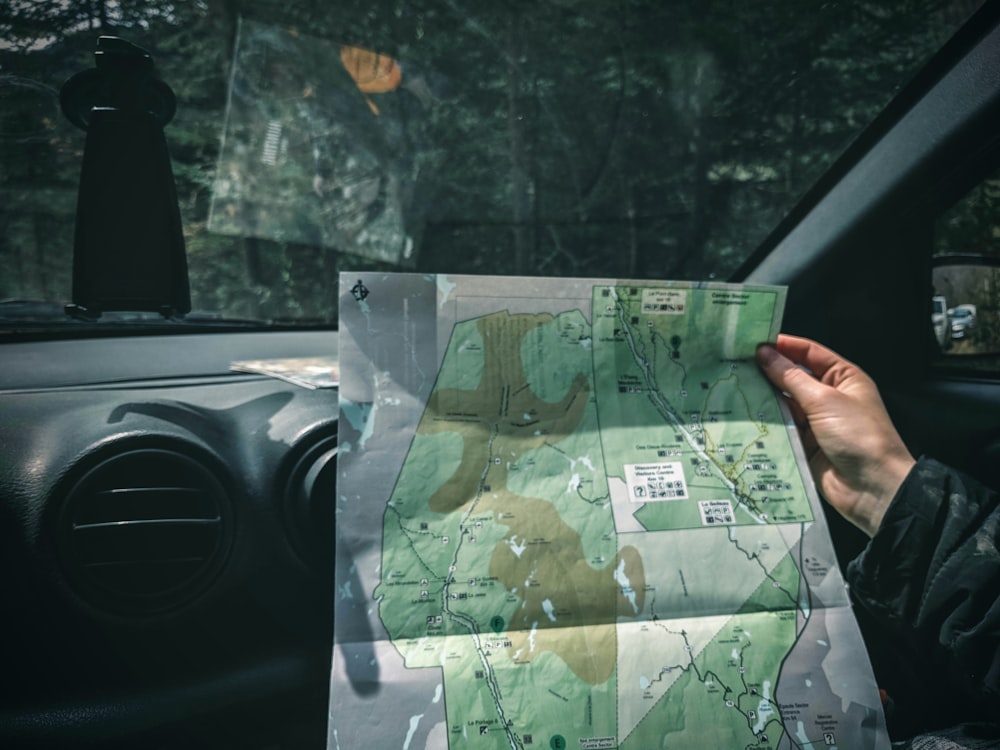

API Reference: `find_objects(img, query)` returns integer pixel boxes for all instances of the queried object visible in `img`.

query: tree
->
[0,0,978,322]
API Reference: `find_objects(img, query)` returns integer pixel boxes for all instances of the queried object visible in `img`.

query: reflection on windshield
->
[209,21,422,266]
[0,1,981,329]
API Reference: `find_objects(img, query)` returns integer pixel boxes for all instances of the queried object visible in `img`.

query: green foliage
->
[0,0,975,324]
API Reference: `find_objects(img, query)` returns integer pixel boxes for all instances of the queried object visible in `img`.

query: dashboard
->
[0,330,338,749]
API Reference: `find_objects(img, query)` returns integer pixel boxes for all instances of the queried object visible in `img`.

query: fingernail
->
[756,343,778,364]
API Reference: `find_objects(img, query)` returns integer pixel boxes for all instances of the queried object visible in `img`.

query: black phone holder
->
[61,36,190,319]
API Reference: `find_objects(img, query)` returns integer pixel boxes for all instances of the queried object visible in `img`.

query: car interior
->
[2,1,999,748]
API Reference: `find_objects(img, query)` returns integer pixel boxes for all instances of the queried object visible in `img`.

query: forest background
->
[1,0,990,326]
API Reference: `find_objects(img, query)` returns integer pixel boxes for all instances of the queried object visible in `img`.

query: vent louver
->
[284,429,337,565]
[57,447,232,615]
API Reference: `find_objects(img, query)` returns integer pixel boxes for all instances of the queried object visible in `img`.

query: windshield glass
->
[0,1,982,331]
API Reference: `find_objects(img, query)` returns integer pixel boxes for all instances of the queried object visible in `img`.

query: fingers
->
[757,350,817,456]
[773,334,848,380]
[799,424,820,461]
[785,398,818,453]
[755,342,831,409]
[774,335,871,396]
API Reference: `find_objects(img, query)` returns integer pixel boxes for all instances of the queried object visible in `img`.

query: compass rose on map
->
[350,279,369,302]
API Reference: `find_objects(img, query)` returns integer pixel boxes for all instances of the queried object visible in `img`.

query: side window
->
[931,168,1000,370]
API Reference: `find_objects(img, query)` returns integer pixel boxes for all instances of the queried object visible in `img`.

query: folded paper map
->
[330,273,889,750]
[230,356,339,389]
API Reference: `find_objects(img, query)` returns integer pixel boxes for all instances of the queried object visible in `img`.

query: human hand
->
[755,334,916,537]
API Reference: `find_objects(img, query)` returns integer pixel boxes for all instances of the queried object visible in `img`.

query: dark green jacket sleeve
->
[846,457,1000,735]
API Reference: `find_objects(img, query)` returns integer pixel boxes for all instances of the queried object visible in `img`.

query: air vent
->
[284,429,337,565]
[57,447,232,615]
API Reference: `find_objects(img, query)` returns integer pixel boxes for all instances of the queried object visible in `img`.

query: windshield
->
[0,1,982,332]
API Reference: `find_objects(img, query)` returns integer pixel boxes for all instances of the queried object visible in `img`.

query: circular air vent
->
[284,429,337,565]
[56,447,233,615]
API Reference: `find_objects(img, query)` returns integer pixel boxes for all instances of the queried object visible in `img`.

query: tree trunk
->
[507,13,533,275]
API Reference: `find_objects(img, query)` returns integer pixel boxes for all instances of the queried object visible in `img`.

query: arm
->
[848,457,1000,719]
[756,335,1000,723]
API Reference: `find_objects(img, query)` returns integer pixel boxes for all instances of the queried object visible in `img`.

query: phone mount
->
[61,36,190,319]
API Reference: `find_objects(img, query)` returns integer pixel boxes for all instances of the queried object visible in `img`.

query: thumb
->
[755,343,829,410]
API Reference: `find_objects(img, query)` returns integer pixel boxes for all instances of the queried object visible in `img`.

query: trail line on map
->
[609,287,768,525]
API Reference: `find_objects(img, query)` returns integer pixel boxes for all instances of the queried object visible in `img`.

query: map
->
[330,274,890,750]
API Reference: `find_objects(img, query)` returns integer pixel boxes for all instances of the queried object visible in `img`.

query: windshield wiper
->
[0,299,271,328]
[0,300,66,322]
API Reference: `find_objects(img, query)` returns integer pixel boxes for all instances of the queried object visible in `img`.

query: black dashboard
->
[0,330,338,749]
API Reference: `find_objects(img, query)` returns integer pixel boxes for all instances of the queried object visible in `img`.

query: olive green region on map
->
[593,285,813,529]
[376,310,645,688]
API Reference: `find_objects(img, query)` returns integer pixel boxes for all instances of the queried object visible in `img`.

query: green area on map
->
[372,282,813,749]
